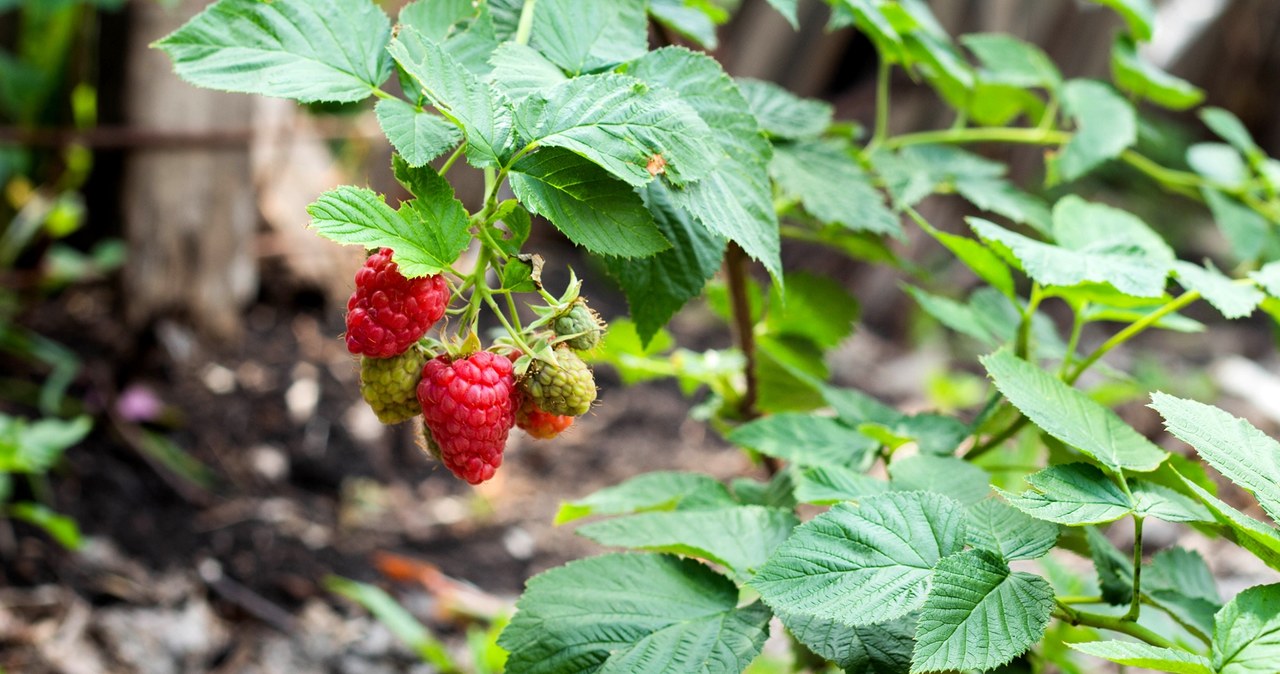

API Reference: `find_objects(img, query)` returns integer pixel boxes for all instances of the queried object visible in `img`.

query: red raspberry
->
[417,352,516,484]
[346,248,449,358]
[515,396,574,440]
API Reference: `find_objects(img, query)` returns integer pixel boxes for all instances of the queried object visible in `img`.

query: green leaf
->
[1087,526,1134,605]
[781,611,916,674]
[911,549,1055,673]
[1173,261,1262,319]
[610,183,726,344]
[398,0,474,42]
[1207,189,1274,265]
[8,502,81,550]
[1069,641,1213,674]
[1057,79,1137,182]
[0,415,90,473]
[1212,584,1280,674]
[872,145,1004,209]
[982,350,1168,472]
[529,0,648,76]
[735,78,833,140]
[961,33,1060,90]
[1091,0,1155,41]
[1177,472,1280,571]
[997,463,1131,526]
[751,492,967,627]
[822,384,901,427]
[1201,107,1262,160]
[326,576,453,667]
[1189,143,1250,186]
[388,26,513,167]
[765,272,860,349]
[577,506,798,580]
[871,413,970,457]
[953,177,1052,235]
[916,218,1014,299]
[1150,393,1280,523]
[1052,195,1173,261]
[152,0,392,103]
[499,554,771,674]
[375,99,460,167]
[1145,548,1221,639]
[792,465,889,505]
[307,184,464,277]
[905,286,997,345]
[516,73,717,187]
[1131,480,1213,523]
[965,499,1058,561]
[486,42,568,104]
[555,472,737,525]
[509,148,668,258]
[1110,35,1203,110]
[435,5,501,76]
[763,0,799,28]
[889,456,990,506]
[729,414,877,469]
[626,48,781,278]
[770,140,901,237]
[648,0,720,50]
[1252,261,1280,298]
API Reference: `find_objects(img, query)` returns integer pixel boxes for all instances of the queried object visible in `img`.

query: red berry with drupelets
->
[417,351,516,485]
[345,248,449,358]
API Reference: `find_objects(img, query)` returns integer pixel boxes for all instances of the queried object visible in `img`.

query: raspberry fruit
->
[417,351,516,484]
[522,348,596,417]
[359,350,426,424]
[515,396,574,440]
[553,303,604,351]
[346,248,449,358]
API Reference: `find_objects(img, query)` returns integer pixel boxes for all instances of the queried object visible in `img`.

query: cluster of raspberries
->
[347,248,601,484]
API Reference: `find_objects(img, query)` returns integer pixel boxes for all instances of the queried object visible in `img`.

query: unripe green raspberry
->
[522,348,596,416]
[553,304,604,351]
[359,350,426,424]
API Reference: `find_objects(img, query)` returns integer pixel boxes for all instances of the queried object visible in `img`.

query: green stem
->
[514,0,538,46]
[1015,284,1043,359]
[868,59,892,151]
[438,143,466,177]
[1057,302,1087,378]
[1128,516,1144,621]
[965,415,1030,461]
[1057,595,1106,605]
[884,127,1069,150]
[505,291,524,332]
[1065,290,1202,384]
[1052,603,1177,650]
[481,289,534,354]
[370,87,395,100]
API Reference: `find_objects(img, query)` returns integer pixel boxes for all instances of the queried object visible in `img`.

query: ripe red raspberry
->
[417,351,516,484]
[515,396,574,440]
[346,248,449,358]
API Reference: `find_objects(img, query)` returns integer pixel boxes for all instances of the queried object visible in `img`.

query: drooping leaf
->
[1201,107,1263,160]
[735,78,833,140]
[1212,584,1280,674]
[375,99,460,167]
[499,554,771,674]
[952,176,1053,235]
[1091,0,1155,41]
[1131,480,1214,523]
[1069,641,1213,674]
[1110,34,1203,110]
[648,0,720,49]
[610,183,726,344]
[1145,548,1221,639]
[792,465,890,505]
[906,286,998,345]
[576,506,798,580]
[982,350,1168,472]
[153,0,393,103]
[486,42,568,104]
[997,463,1132,526]
[1151,393,1280,523]
[1177,472,1280,572]
[728,414,877,469]
[911,549,1055,673]
[781,611,917,674]
[764,272,860,349]
[1172,261,1262,320]
[508,148,669,258]
[1052,195,1174,261]
[961,33,1061,90]
[965,499,1058,561]
[1057,79,1137,182]
[398,0,474,42]
[770,139,901,237]
[555,471,737,525]
[1087,525,1134,605]
[306,185,463,277]
[889,455,990,506]
[916,218,1015,299]
[751,492,967,627]
[1206,189,1275,265]
[529,0,648,76]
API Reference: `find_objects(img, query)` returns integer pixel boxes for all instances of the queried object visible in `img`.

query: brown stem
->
[725,244,779,474]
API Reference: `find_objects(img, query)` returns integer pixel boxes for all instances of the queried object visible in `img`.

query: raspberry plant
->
[156,0,1280,672]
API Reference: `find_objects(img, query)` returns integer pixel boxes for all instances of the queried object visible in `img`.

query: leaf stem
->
[868,59,892,151]
[1052,603,1176,650]
[1015,284,1043,359]
[438,143,466,177]
[1127,515,1144,621]
[1057,302,1087,378]
[1065,290,1202,384]
[514,0,538,46]
[725,243,761,423]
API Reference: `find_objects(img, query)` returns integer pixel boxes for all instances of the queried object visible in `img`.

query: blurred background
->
[2,0,1279,672]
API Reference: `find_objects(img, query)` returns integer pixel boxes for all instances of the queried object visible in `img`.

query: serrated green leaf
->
[1201,107,1262,159]
[398,0,473,42]
[499,554,771,674]
[906,286,997,345]
[486,42,567,104]
[762,0,799,27]
[765,272,860,349]
[1172,261,1262,319]
[648,0,720,49]
[997,463,1131,526]
[781,611,916,674]
[730,470,797,509]
[556,472,737,525]
[882,414,970,457]
[838,0,905,59]
[1207,189,1275,265]
[965,500,1058,561]
[1177,472,1280,572]
[1151,393,1280,523]
[1058,79,1137,182]
[435,5,501,76]
[306,185,464,277]
[388,26,513,167]
[517,72,717,187]
[1053,195,1173,260]
[610,182,726,345]
[0,415,90,474]
[577,506,798,580]
[627,48,781,278]
[916,219,1014,299]
[1212,584,1280,674]
[1087,525,1134,605]
[961,33,1060,90]
[1069,641,1212,674]
[1251,261,1280,297]
[509,148,669,258]
[1131,480,1213,523]
[770,140,901,237]
[1145,548,1221,639]
[8,502,82,549]
[793,465,890,505]
[889,456,990,506]
[1091,0,1155,41]
[911,549,1054,673]
[487,0,524,41]
[1110,35,1203,110]
[375,99,460,167]
[953,177,1053,235]
[529,0,648,76]
[822,385,901,427]
[751,492,967,627]
[152,0,392,103]
[871,145,1004,209]
[729,414,877,469]
[736,78,833,140]
[983,350,1168,472]
[392,157,471,266]
[1189,143,1250,186]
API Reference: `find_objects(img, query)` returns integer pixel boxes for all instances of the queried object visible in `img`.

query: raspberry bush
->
[157,1,1280,672]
